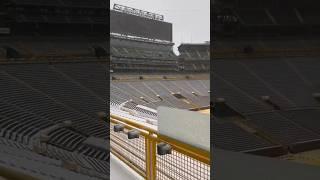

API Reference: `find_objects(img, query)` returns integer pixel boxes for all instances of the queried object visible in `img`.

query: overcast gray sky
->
[110,0,210,50]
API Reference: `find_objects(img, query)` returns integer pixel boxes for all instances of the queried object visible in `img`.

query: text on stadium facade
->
[113,4,164,21]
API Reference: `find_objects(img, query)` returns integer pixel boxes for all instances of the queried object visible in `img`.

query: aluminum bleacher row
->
[0,139,105,180]
[5,0,107,27]
[111,80,210,116]
[0,62,109,179]
[0,60,210,178]
[111,37,176,59]
[0,37,107,58]
[7,0,107,8]
[178,44,210,72]
[110,36,178,73]
[178,43,210,60]
[223,1,320,26]
[213,57,320,156]
[110,36,210,73]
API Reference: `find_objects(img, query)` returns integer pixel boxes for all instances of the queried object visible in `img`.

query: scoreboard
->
[110,5,172,42]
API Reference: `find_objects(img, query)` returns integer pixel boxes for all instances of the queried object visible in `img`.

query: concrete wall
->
[158,106,210,151]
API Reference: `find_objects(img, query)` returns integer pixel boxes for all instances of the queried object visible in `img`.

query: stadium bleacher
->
[110,33,210,73]
[178,43,210,72]
[0,0,110,178]
[109,6,210,130]
[111,79,209,113]
[0,1,211,178]
[109,6,211,179]
[214,0,320,38]
[213,57,320,155]
[0,38,210,180]
[110,36,179,73]
[0,62,109,178]
[213,0,320,157]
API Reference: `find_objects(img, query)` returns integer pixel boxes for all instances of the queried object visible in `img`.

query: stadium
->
[110,3,210,180]
[212,0,320,178]
[0,0,210,180]
[0,0,109,179]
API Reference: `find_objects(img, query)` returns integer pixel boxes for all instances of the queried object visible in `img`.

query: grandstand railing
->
[111,33,174,45]
[110,114,210,180]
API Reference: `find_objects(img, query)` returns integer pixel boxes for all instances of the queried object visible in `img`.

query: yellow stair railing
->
[110,114,210,180]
